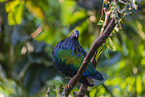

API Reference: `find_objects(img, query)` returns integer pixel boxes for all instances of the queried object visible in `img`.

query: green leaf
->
[15,2,24,24]
[136,75,142,95]
[25,1,44,19]
[95,44,106,60]
[47,86,57,97]
[106,37,116,51]
[6,0,24,25]
[97,20,104,25]
[59,90,66,97]
[104,48,110,59]
[58,84,66,97]
[58,84,63,95]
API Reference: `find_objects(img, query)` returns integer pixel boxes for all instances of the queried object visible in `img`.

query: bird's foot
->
[69,84,72,88]
[68,81,73,88]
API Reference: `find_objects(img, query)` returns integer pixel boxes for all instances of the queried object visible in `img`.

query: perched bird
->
[52,30,103,86]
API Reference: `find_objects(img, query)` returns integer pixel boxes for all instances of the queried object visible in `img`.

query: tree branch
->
[73,10,113,96]
[73,55,99,97]
[74,84,88,97]
[64,18,116,97]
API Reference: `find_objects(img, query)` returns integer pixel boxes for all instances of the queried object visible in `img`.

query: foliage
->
[0,0,145,97]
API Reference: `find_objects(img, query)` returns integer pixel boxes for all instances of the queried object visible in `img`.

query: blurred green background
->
[0,0,145,97]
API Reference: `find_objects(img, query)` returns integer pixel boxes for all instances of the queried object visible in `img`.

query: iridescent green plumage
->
[55,49,97,76]
[52,30,103,86]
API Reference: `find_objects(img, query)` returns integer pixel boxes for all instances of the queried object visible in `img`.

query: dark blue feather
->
[71,41,76,55]
[52,30,104,86]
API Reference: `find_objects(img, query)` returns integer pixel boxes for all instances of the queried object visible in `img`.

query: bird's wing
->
[55,49,97,76]
[76,42,87,57]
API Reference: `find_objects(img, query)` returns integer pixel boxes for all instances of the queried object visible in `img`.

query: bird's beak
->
[75,34,78,38]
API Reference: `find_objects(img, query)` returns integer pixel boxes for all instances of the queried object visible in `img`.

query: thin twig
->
[100,11,112,35]
[64,18,116,97]
[74,84,88,97]
[99,0,105,22]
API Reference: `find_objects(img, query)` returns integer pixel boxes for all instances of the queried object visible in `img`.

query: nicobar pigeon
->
[52,30,104,86]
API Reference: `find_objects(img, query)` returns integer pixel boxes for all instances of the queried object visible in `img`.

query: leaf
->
[59,90,66,97]
[58,84,64,95]
[46,86,57,97]
[6,0,24,25]
[106,37,116,51]
[95,44,106,60]
[15,1,24,25]
[25,1,44,19]
[129,0,138,9]
[58,85,66,97]
[136,75,142,95]
[104,48,110,59]
[97,20,104,25]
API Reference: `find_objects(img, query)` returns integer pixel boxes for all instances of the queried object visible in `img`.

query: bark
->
[64,18,116,97]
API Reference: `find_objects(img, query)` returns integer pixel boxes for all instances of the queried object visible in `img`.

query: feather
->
[71,41,76,55]
[52,30,104,86]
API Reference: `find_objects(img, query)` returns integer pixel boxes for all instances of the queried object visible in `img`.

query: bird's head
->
[71,29,79,38]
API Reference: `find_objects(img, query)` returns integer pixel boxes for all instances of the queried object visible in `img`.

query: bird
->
[52,29,103,86]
